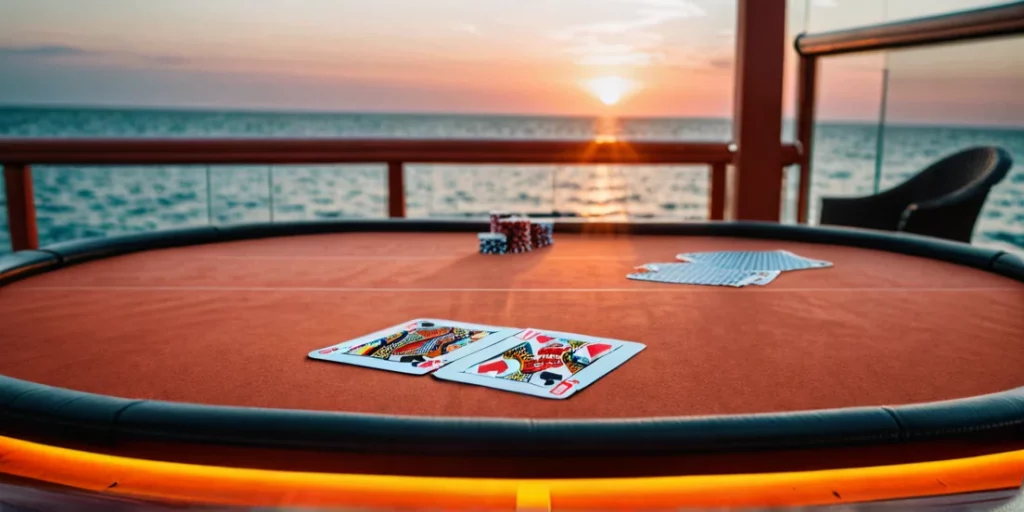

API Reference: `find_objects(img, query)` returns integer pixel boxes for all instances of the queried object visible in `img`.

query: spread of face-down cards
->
[628,250,832,287]
[433,328,645,399]
[309,319,521,375]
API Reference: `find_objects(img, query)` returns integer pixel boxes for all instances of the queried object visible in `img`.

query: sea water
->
[0,107,1021,255]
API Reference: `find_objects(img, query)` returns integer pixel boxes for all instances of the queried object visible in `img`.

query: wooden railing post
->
[795,55,818,224]
[730,0,787,221]
[387,161,406,218]
[3,163,39,251]
[710,162,727,221]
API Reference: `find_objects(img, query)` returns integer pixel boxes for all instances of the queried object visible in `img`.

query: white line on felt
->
[197,255,641,261]
[15,285,1022,293]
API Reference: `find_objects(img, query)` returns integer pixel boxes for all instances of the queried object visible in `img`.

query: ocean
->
[1,107,1021,255]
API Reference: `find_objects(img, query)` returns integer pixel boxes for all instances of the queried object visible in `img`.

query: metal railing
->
[792,0,1024,223]
[1,138,801,251]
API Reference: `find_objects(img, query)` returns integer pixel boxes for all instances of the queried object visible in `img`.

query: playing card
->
[627,262,775,287]
[432,328,645,399]
[309,319,521,375]
[749,270,781,286]
[676,250,833,272]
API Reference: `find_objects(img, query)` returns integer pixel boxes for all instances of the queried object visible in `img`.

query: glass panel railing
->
[7,163,393,249]
[783,0,810,144]
[808,53,888,224]
[207,165,274,225]
[781,0,811,219]
[266,165,387,221]
[804,0,1014,34]
[804,0,887,33]
[625,165,710,220]
[2,158,722,253]
[884,0,1015,23]
[406,165,556,219]
[405,164,712,221]
[30,165,209,247]
[878,36,1024,254]
[556,165,626,219]
[780,164,801,224]
[0,177,9,252]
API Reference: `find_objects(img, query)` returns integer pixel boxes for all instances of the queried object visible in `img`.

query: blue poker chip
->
[478,232,508,255]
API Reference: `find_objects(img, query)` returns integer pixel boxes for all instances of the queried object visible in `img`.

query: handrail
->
[1,138,802,251]
[0,138,805,165]
[796,1,1024,56]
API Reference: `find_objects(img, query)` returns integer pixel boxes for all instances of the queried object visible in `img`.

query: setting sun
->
[585,76,634,106]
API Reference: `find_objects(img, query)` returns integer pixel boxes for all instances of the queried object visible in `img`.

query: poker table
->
[1,220,1023,490]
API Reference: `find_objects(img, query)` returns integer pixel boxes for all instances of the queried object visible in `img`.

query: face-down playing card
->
[309,319,522,375]
[627,262,779,287]
[432,328,645,399]
[676,250,832,272]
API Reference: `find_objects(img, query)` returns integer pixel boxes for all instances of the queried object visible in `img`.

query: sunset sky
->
[0,0,1020,125]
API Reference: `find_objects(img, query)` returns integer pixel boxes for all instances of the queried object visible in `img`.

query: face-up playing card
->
[432,328,645,399]
[676,250,833,272]
[627,262,776,287]
[309,319,521,375]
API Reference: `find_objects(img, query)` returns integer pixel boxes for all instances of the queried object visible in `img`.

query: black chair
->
[819,147,1013,243]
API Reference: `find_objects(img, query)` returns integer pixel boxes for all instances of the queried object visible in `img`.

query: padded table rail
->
[1,220,1022,473]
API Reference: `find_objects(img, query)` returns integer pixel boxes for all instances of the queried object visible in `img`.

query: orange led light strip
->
[1,436,1023,510]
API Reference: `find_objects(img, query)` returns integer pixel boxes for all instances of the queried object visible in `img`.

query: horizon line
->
[1,103,1022,132]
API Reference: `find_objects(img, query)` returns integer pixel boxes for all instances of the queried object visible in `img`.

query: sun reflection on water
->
[578,116,630,218]
[576,164,630,219]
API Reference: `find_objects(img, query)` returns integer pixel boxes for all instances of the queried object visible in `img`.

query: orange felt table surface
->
[0,232,1022,419]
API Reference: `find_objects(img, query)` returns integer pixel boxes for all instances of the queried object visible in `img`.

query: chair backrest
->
[897,147,1012,205]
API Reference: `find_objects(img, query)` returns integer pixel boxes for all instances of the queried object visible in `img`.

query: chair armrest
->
[911,183,990,213]
[898,194,989,243]
[819,190,909,232]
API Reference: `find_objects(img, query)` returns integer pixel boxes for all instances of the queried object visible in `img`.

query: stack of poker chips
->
[479,212,554,256]
[531,221,554,248]
[478,233,508,255]
[489,211,512,233]
[499,217,534,253]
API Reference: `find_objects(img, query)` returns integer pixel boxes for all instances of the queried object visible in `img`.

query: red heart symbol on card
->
[318,348,336,355]
[536,335,554,344]
[585,343,612,358]
[550,380,575,396]
[418,360,441,369]
[478,360,508,374]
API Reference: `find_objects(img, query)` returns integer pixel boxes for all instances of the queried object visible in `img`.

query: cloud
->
[454,24,482,36]
[579,51,659,67]
[562,32,665,67]
[142,55,189,66]
[707,56,733,69]
[613,0,707,11]
[0,43,189,67]
[553,4,704,40]
[0,44,92,58]
[552,0,704,68]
